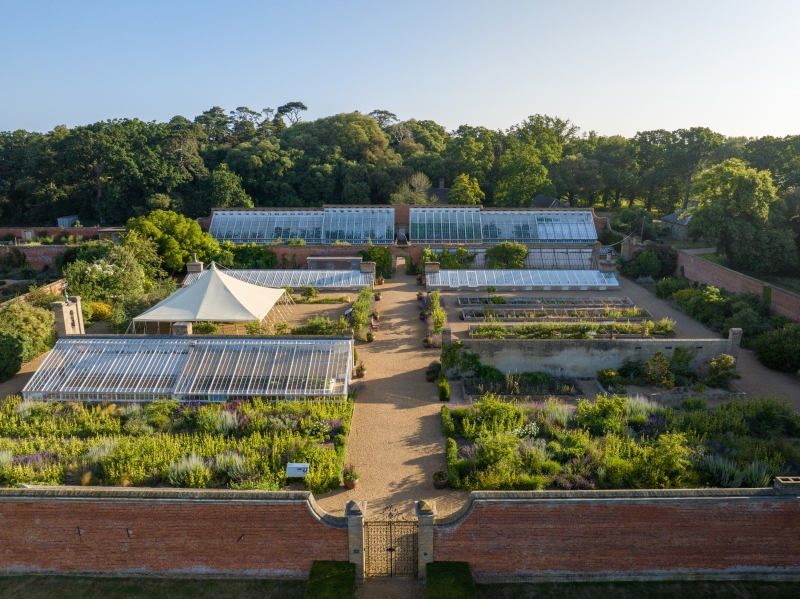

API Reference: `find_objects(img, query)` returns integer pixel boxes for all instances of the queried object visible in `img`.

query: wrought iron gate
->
[364,507,418,577]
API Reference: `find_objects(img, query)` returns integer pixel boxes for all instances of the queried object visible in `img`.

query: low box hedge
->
[304,561,355,599]
[426,561,477,599]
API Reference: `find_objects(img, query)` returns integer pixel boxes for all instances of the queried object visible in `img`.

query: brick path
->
[315,261,468,519]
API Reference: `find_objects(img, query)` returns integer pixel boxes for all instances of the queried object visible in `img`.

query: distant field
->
[0,576,306,599]
[477,580,800,599]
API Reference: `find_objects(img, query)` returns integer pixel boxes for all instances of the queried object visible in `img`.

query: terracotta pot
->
[355,371,365,378]
[433,478,448,490]
[367,336,375,343]
[344,479,359,490]
[423,341,431,348]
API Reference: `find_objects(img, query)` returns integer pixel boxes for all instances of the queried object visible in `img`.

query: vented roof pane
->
[183,269,373,289]
[426,269,618,290]
[23,336,353,402]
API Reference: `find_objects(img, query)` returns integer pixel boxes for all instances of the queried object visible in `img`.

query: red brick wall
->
[0,245,70,270]
[0,491,348,577]
[434,495,800,580]
[677,251,800,321]
[0,227,99,239]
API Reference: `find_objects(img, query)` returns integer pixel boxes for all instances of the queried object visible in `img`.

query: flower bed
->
[468,319,675,339]
[441,393,800,491]
[0,395,354,493]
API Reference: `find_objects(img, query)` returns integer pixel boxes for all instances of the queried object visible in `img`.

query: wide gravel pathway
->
[316,261,468,519]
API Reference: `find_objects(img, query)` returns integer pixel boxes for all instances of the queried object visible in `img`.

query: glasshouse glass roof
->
[22,336,354,402]
[409,208,597,244]
[209,207,395,244]
[183,269,373,289]
[426,269,619,290]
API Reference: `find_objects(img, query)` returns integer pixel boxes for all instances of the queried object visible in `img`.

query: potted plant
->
[374,292,382,301]
[343,464,360,490]
[366,332,375,343]
[355,362,366,378]
[371,311,380,321]
[423,337,432,348]
[420,310,429,321]
[416,292,425,301]
[376,275,385,285]
[433,468,448,490]
[425,370,437,382]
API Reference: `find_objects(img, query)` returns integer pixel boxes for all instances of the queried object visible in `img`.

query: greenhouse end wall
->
[0,488,348,577]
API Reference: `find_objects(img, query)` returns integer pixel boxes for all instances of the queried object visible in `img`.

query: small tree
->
[485,242,528,269]
[449,174,485,205]
[301,286,319,299]
[645,352,675,389]
[705,354,738,389]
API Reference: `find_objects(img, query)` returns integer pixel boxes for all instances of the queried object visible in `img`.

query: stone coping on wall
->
[0,486,347,528]
[434,487,798,527]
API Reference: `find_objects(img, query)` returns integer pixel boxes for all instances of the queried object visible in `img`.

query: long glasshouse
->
[426,269,619,290]
[22,336,354,402]
[209,206,396,244]
[206,206,599,246]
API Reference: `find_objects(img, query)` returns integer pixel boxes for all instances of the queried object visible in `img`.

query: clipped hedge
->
[426,562,477,599]
[304,561,355,599]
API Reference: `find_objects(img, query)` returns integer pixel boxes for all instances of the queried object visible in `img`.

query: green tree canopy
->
[448,173,485,205]
[690,159,797,273]
[126,210,219,272]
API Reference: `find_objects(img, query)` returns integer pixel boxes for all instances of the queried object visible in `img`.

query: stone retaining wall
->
[456,328,742,378]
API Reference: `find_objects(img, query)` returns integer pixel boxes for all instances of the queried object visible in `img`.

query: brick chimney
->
[187,252,204,274]
[52,296,85,337]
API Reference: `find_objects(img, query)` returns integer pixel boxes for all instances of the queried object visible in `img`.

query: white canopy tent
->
[132,265,292,333]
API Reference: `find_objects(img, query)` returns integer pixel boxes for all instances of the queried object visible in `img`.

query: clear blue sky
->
[1,0,799,137]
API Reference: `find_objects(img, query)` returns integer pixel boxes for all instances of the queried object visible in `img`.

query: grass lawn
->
[303,561,355,599]
[476,580,800,599]
[697,253,727,266]
[0,576,306,599]
[427,562,477,599]
[660,239,716,250]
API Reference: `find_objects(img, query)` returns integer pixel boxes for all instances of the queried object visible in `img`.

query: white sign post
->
[286,463,310,477]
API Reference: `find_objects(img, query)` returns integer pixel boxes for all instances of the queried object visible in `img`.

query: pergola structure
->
[132,265,293,334]
[22,336,354,402]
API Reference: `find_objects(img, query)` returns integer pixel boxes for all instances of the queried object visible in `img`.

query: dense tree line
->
[1,105,798,270]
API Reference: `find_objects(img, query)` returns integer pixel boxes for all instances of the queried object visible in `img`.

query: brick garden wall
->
[0,245,71,271]
[433,489,800,582]
[0,488,348,578]
[676,251,800,321]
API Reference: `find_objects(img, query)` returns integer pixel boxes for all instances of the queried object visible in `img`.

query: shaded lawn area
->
[476,580,800,599]
[0,576,306,599]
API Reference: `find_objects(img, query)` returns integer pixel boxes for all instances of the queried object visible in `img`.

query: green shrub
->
[597,369,621,388]
[300,286,319,299]
[167,455,212,488]
[681,397,707,411]
[358,246,392,278]
[350,287,373,334]
[438,376,451,402]
[429,291,447,334]
[441,405,455,435]
[0,301,55,362]
[577,394,628,436]
[752,324,800,373]
[485,241,528,269]
[645,352,675,389]
[618,359,646,379]
[706,353,738,388]
[90,301,113,322]
[193,321,219,335]
[0,333,25,383]
[291,315,349,336]
[655,276,690,299]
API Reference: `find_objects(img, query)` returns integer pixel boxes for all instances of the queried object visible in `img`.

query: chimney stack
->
[187,252,204,274]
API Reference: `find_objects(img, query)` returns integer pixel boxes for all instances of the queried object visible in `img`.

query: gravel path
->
[316,261,468,519]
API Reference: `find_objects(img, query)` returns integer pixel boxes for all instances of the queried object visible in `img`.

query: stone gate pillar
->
[416,500,437,581]
[346,500,367,585]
